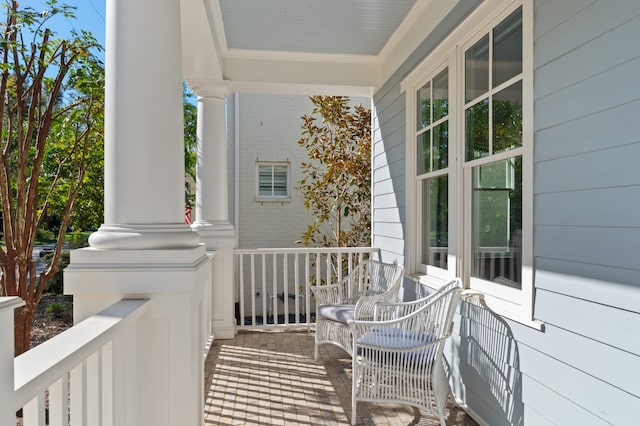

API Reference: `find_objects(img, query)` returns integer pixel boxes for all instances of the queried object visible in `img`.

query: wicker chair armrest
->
[373,298,427,321]
[310,280,350,305]
[372,278,463,321]
[353,290,399,320]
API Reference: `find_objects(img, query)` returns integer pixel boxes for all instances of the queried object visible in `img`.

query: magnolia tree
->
[0,0,103,355]
[297,96,371,248]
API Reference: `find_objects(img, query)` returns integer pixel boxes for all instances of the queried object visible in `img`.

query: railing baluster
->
[316,253,321,289]
[22,392,46,426]
[48,376,69,426]
[293,254,309,324]
[261,253,267,325]
[250,254,256,326]
[70,361,87,426]
[101,342,113,426]
[86,350,101,425]
[272,253,278,325]
[325,252,331,285]
[307,252,313,311]
[239,254,245,327]
[283,254,290,324]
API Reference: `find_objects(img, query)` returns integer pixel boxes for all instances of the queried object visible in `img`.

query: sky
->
[32,0,106,56]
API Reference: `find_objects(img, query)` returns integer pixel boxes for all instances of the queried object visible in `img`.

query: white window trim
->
[402,0,541,329]
[255,161,291,202]
[408,59,458,284]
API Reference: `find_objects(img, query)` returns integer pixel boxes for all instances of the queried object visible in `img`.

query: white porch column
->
[65,1,209,426]
[88,0,198,250]
[191,83,238,339]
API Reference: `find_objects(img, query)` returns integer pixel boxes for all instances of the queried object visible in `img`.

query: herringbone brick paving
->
[204,330,479,425]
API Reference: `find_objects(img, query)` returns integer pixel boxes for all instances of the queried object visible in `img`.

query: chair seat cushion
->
[317,304,355,323]
[356,326,434,364]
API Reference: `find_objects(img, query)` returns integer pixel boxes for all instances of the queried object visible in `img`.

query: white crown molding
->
[224,48,380,65]
[229,80,374,97]
[379,0,434,60]
[379,0,458,86]
[206,0,229,56]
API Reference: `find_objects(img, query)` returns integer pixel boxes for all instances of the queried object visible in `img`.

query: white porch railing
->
[1,297,148,426]
[234,247,380,329]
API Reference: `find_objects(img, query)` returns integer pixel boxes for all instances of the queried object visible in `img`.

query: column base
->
[88,224,200,250]
[191,220,234,235]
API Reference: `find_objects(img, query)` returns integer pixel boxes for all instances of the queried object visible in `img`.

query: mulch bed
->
[30,294,74,348]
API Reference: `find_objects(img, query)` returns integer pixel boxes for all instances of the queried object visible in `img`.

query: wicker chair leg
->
[438,414,446,426]
[314,329,320,361]
[351,357,358,425]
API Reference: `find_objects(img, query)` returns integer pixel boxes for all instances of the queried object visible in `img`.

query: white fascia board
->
[379,0,458,89]
[223,50,379,95]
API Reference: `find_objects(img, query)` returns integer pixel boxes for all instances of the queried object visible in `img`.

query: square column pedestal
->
[196,227,237,340]
[64,245,211,426]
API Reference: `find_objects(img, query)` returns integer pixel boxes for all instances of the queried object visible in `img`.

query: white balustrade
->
[0,297,24,426]
[1,299,148,426]
[234,247,381,329]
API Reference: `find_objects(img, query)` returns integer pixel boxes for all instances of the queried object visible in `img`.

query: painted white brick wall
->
[237,93,370,249]
[237,93,313,249]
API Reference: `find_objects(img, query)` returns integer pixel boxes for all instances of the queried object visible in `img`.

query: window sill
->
[477,292,545,331]
[255,197,291,203]
[408,273,545,331]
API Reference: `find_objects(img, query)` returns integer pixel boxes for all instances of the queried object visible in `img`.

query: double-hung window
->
[403,0,535,324]
[416,66,453,278]
[464,6,529,313]
[256,162,290,201]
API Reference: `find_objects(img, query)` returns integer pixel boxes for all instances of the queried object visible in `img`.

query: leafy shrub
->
[45,301,67,318]
[44,251,71,295]
[36,228,56,243]
[65,232,90,249]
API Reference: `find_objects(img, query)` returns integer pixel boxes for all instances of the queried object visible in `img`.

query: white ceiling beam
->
[181,0,224,83]
[223,51,379,95]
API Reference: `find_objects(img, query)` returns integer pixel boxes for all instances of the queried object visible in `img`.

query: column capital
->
[188,80,231,99]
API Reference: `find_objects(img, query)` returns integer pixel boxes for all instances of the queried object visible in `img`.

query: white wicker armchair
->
[310,260,404,360]
[349,279,463,426]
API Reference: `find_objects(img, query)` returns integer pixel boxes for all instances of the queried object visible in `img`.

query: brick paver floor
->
[204,329,479,425]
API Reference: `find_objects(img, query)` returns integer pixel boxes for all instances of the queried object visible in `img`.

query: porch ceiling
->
[218,0,416,55]
[181,0,460,96]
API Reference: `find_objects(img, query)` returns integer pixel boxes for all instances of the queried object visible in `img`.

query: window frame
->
[255,161,291,202]
[401,0,538,327]
[412,61,458,282]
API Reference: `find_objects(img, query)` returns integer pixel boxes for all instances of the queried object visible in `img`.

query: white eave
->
[181,0,460,96]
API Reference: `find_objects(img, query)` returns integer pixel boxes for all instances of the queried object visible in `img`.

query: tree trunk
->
[14,303,35,356]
